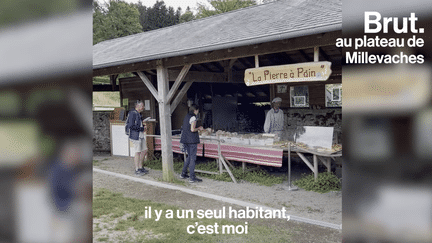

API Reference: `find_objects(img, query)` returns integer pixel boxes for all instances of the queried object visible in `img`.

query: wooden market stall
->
[93,0,343,181]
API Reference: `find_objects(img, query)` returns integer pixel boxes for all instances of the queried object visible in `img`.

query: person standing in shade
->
[264,97,284,139]
[180,104,204,183]
[125,100,149,176]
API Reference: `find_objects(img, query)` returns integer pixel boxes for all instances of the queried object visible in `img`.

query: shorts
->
[130,138,146,154]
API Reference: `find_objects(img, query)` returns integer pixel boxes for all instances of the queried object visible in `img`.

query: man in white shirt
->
[264,97,284,138]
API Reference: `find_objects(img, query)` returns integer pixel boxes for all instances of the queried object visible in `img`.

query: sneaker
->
[139,168,149,174]
[135,170,145,176]
[189,177,202,183]
[180,173,189,179]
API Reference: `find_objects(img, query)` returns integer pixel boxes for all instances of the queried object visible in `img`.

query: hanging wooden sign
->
[244,61,332,86]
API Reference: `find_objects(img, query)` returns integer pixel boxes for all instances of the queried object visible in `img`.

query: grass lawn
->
[93,188,295,243]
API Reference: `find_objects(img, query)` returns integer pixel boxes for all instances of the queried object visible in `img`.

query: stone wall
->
[93,111,111,152]
[233,105,342,144]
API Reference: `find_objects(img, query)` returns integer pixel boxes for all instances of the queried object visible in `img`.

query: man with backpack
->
[125,100,149,176]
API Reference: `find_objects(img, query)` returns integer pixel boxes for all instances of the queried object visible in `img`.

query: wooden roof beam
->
[166,64,191,104]
[212,61,225,72]
[137,71,160,103]
[146,70,156,75]
[229,58,237,68]
[93,84,119,92]
[93,31,341,77]
[162,31,340,67]
[265,53,289,66]
[122,70,232,83]
[318,48,330,61]
[171,82,194,114]
[299,49,311,62]
[278,52,293,64]
[237,58,251,69]
[201,63,215,72]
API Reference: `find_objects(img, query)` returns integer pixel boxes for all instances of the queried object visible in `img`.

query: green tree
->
[179,6,195,23]
[261,0,279,3]
[93,0,107,44]
[196,0,256,19]
[133,1,181,32]
[0,0,77,27]
[93,0,142,45]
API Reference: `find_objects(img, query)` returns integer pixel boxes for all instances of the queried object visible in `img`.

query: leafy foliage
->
[196,0,256,19]
[260,0,280,3]
[0,0,77,27]
[93,0,197,45]
[133,0,182,32]
[93,75,110,85]
[180,6,195,23]
[93,0,142,45]
[293,172,341,193]
[92,73,134,85]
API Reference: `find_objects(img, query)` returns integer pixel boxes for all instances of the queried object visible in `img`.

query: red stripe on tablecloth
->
[155,138,203,156]
[154,138,282,167]
[203,142,283,167]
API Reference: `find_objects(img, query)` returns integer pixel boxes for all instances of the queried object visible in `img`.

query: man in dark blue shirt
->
[125,100,148,175]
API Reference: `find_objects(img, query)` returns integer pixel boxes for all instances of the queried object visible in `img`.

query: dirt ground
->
[93,153,342,242]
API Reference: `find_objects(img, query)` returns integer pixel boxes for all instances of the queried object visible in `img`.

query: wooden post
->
[296,152,315,174]
[221,155,237,184]
[317,156,331,172]
[270,84,275,102]
[150,75,157,119]
[326,157,331,172]
[145,121,156,160]
[110,75,118,91]
[255,55,259,68]
[313,154,318,181]
[119,78,124,108]
[218,138,222,175]
[157,61,175,182]
[314,46,319,62]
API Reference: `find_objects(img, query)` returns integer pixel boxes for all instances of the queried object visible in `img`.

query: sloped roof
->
[93,0,341,70]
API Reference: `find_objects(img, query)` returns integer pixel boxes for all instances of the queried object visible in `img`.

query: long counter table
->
[154,137,283,167]
[284,144,342,180]
[154,137,341,181]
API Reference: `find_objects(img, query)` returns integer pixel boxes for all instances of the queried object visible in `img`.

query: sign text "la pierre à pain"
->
[244,61,332,86]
